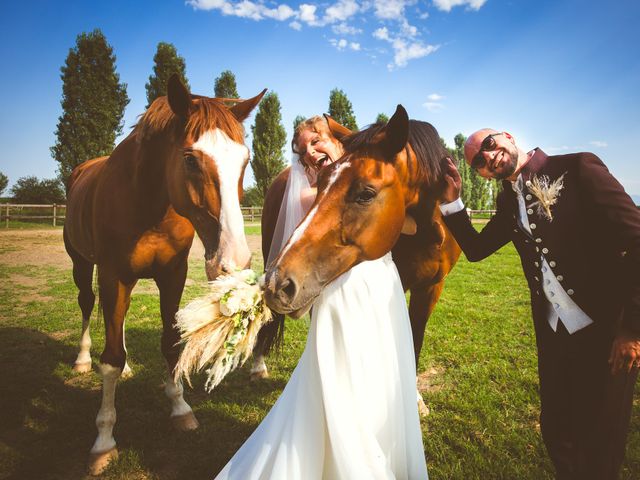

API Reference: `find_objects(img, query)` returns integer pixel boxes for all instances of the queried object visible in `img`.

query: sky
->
[0,0,639,198]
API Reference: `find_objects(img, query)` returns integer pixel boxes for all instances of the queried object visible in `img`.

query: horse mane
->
[342,120,448,189]
[135,95,245,143]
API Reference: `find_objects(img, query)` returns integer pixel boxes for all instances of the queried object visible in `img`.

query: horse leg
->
[409,281,445,417]
[156,259,198,432]
[250,312,285,380]
[88,267,135,476]
[64,231,96,373]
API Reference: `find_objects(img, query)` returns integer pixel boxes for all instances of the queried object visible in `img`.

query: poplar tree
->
[51,29,129,184]
[293,115,306,131]
[251,92,287,200]
[214,70,240,103]
[0,172,8,197]
[145,42,189,108]
[328,88,358,131]
[376,113,389,124]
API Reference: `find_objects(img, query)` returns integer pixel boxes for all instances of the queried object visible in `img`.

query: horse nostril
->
[278,277,298,304]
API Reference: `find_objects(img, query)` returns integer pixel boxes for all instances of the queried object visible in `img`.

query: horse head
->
[157,75,265,280]
[264,105,431,317]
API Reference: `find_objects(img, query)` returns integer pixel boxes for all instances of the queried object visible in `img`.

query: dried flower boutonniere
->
[528,172,567,221]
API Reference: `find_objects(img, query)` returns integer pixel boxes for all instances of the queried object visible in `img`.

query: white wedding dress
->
[214,252,428,479]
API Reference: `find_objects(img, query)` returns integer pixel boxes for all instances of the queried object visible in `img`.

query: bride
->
[215,116,428,480]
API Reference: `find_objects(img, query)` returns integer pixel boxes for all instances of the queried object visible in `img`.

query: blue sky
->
[1,0,639,198]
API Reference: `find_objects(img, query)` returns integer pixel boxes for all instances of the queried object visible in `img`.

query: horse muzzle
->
[263,267,318,318]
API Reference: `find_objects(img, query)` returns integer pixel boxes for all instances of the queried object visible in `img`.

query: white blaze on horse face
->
[278,161,351,261]
[193,129,251,271]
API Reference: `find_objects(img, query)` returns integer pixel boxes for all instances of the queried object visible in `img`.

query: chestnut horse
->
[64,75,265,474]
[257,106,460,393]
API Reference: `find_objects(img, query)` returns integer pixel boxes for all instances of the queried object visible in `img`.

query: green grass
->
[0,227,637,479]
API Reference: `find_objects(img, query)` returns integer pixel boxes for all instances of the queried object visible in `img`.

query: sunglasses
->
[470,132,504,170]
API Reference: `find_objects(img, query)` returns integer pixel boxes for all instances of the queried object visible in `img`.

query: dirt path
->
[0,228,262,271]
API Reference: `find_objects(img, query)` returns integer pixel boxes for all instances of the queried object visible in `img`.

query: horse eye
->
[356,188,377,205]
[184,154,200,171]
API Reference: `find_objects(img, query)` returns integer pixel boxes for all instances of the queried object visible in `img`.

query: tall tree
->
[214,70,239,104]
[0,172,8,197]
[51,29,129,185]
[251,92,287,201]
[10,176,65,204]
[145,42,189,108]
[328,88,358,131]
[293,115,306,131]
[376,113,389,124]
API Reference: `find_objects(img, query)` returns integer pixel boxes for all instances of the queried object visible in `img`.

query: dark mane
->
[135,95,245,143]
[342,120,448,188]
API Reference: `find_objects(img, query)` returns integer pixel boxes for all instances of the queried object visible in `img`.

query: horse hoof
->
[88,447,118,476]
[121,363,133,378]
[250,368,269,381]
[73,362,92,373]
[172,412,199,431]
[417,397,430,417]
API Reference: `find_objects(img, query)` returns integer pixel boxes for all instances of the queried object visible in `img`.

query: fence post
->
[5,204,8,228]
[53,204,57,227]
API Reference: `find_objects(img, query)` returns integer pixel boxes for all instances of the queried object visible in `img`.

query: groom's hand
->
[442,157,462,204]
[609,330,640,374]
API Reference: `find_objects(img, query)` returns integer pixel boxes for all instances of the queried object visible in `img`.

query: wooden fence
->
[1,204,500,228]
[1,204,265,227]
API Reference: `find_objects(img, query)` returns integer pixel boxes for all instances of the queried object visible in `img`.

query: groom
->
[439,128,640,479]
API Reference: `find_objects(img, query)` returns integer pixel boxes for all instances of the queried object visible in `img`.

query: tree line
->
[3,28,496,210]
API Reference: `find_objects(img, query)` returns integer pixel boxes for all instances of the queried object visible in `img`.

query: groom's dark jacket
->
[443,149,640,334]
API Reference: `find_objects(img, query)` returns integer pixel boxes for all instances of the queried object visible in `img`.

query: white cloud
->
[289,20,302,30]
[423,101,444,112]
[332,22,362,35]
[330,38,349,50]
[299,4,320,25]
[373,27,390,40]
[427,93,444,101]
[589,140,608,148]
[390,39,439,68]
[350,42,361,51]
[432,0,487,12]
[373,0,411,20]
[324,0,360,24]
[188,0,295,21]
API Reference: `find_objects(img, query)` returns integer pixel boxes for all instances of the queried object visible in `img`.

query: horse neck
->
[397,147,442,224]
[132,134,175,222]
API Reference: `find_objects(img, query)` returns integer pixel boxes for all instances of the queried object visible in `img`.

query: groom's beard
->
[492,146,518,180]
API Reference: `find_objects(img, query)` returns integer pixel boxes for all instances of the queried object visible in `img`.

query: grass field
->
[0,226,638,479]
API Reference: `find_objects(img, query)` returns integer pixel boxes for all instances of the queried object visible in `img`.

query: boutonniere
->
[528,172,567,221]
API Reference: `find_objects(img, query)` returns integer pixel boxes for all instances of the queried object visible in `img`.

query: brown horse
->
[258,106,460,391]
[63,75,265,474]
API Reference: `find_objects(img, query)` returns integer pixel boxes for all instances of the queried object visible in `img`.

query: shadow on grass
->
[0,326,288,480]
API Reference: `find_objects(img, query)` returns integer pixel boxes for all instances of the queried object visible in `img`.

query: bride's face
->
[295,128,344,171]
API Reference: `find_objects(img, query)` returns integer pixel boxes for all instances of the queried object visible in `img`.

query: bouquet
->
[173,269,272,392]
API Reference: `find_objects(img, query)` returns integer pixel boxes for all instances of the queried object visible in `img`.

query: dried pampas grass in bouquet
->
[174,270,272,392]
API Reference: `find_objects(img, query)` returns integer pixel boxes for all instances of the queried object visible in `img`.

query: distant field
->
[0,226,637,479]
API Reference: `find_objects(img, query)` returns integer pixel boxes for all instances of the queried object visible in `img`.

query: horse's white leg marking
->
[165,367,199,431]
[73,318,92,372]
[417,387,429,417]
[120,319,133,378]
[91,364,121,455]
[250,354,269,380]
[193,129,251,271]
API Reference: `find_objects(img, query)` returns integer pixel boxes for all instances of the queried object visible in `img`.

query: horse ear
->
[381,105,409,158]
[230,89,267,121]
[323,114,352,141]
[167,74,191,118]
